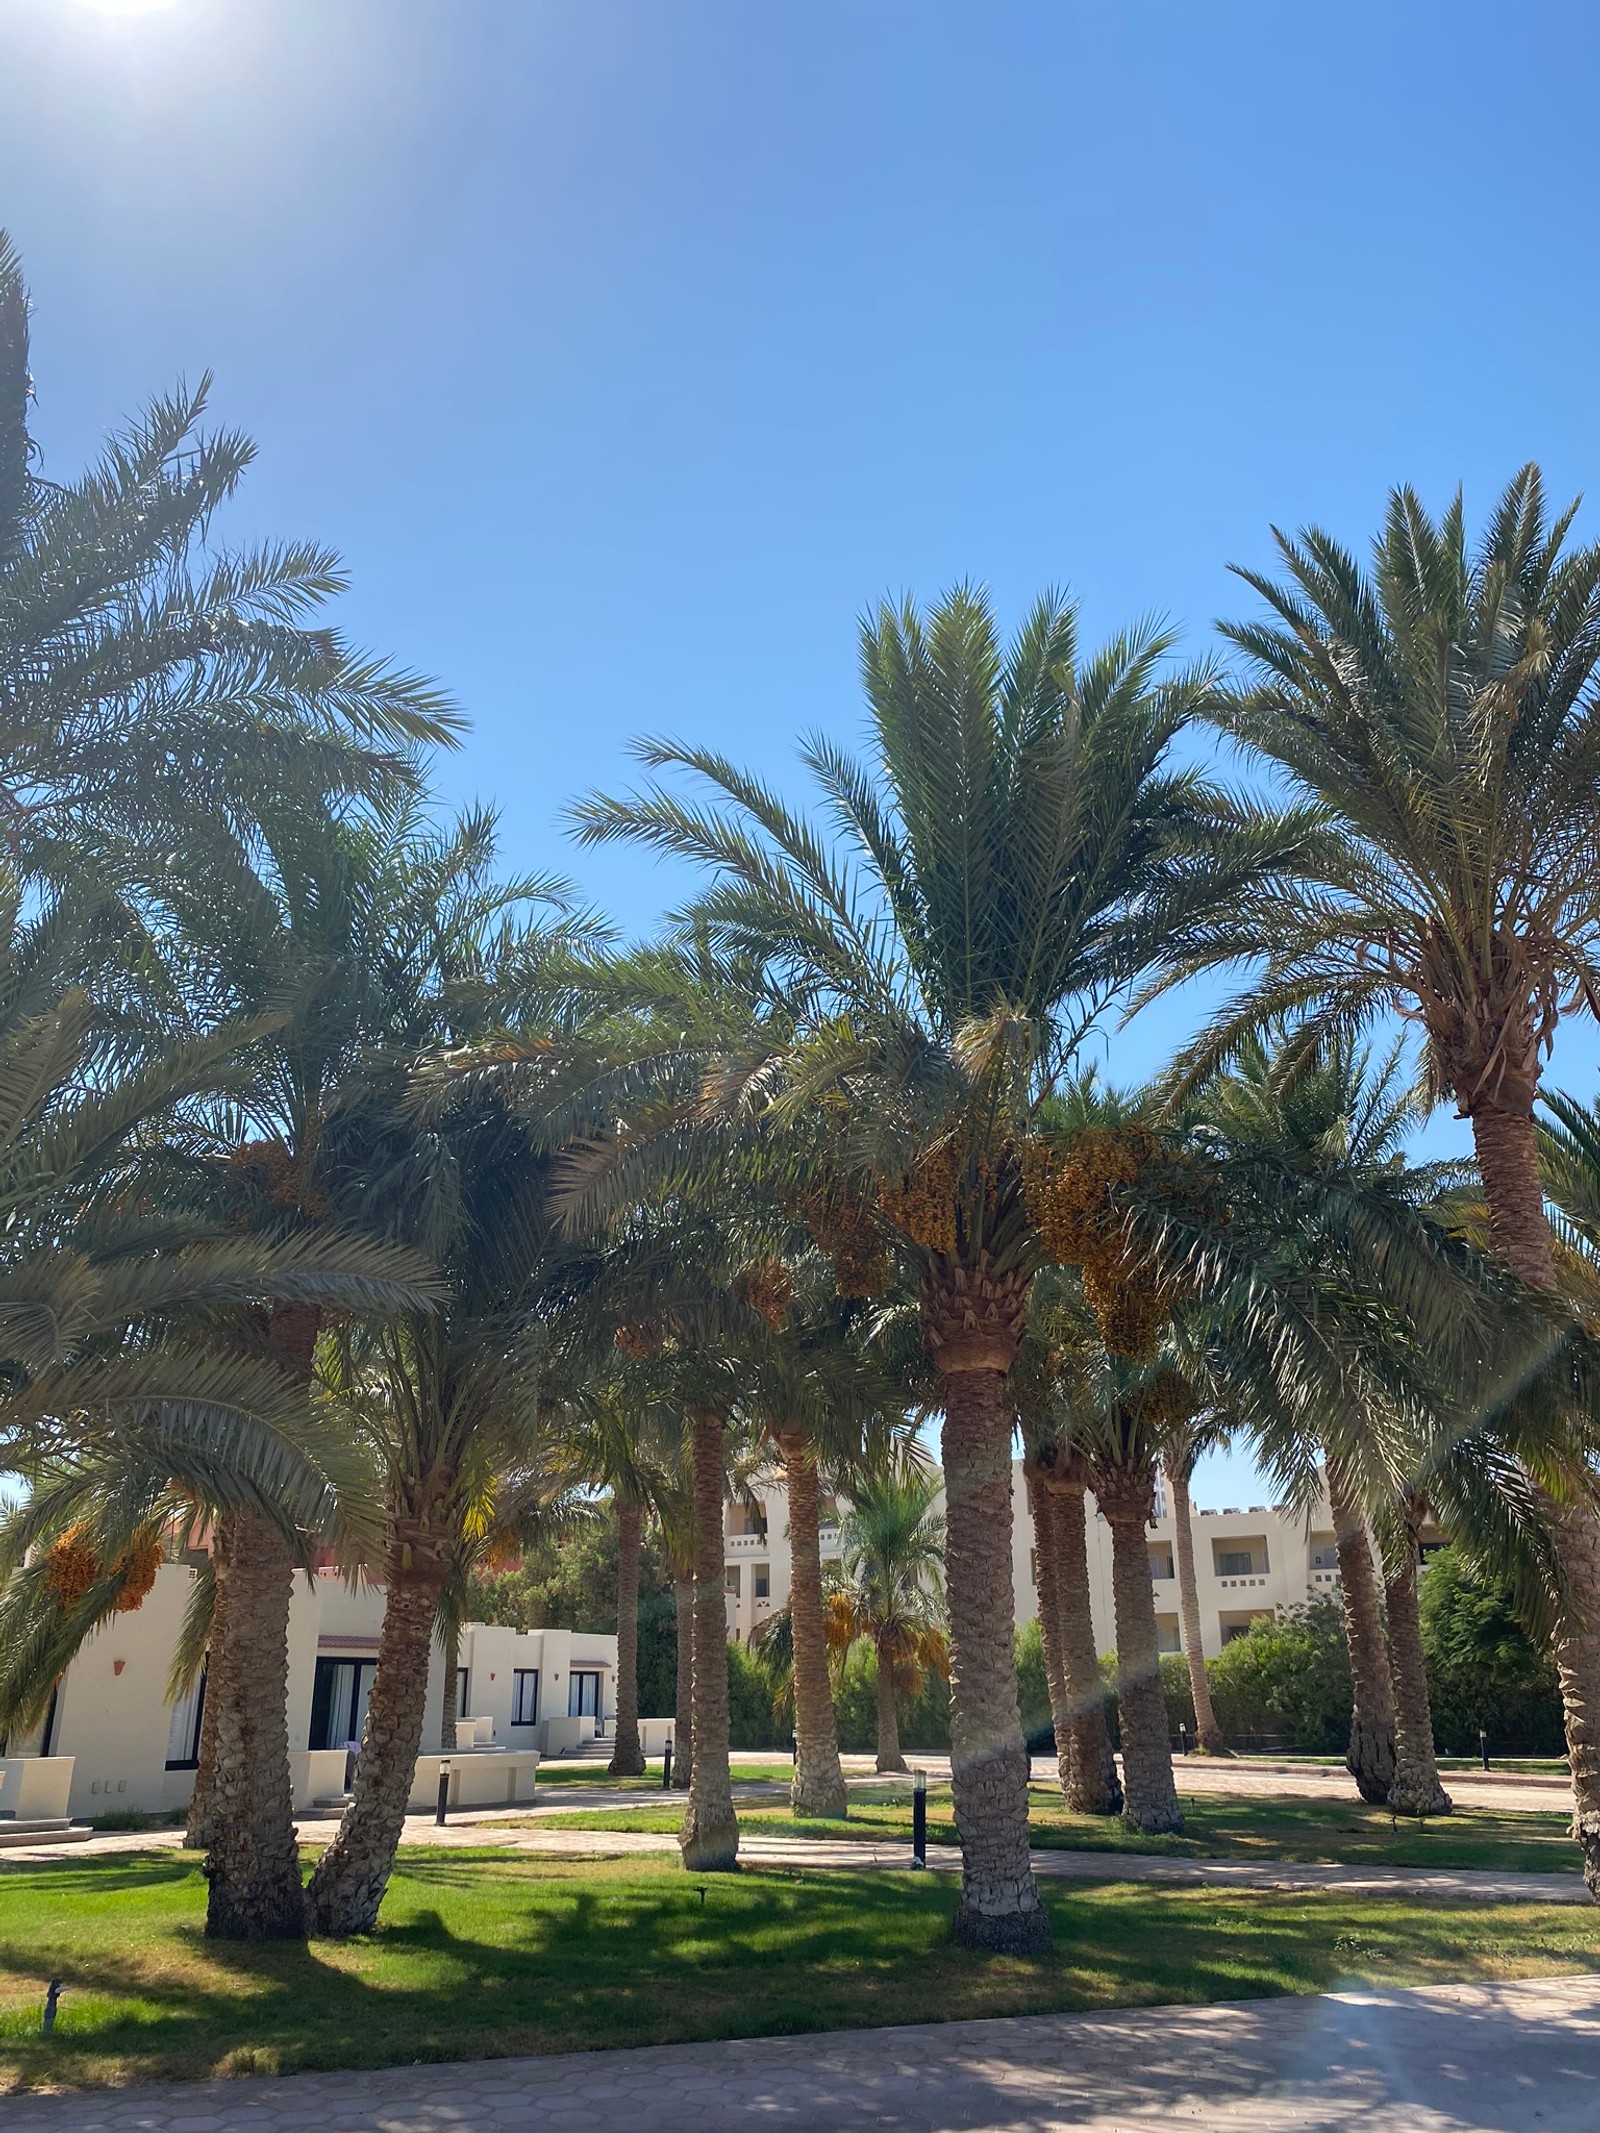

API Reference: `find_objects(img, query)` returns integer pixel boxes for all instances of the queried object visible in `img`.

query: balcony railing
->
[725,1531,769,1553]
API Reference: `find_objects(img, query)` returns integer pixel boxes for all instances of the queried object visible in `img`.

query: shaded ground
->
[2,1852,1598,2095]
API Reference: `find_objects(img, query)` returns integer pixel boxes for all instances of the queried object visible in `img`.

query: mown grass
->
[540,1787,1581,1876]
[530,1761,795,1791]
[0,1849,1596,2094]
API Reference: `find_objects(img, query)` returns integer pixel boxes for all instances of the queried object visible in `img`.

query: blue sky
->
[7,0,1600,1506]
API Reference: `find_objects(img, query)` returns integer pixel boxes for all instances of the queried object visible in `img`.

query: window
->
[456,1668,470,1719]
[1149,1547,1174,1581]
[511,1670,539,1726]
[1221,1620,1253,1643]
[724,1565,740,1596]
[1311,1542,1339,1570]
[309,1657,377,1751]
[165,1675,205,1770]
[753,1567,770,1600]
[568,1670,601,1719]
[1216,1550,1255,1578]
[1156,1616,1182,1655]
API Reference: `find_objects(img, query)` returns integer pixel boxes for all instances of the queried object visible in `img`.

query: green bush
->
[727,1639,783,1749]
[1418,1546,1565,1757]
[1015,1620,1052,1744]
[831,1641,951,1753]
[1206,1597,1351,1752]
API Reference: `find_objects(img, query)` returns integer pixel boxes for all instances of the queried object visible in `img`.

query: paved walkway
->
[7,1975,1598,2130]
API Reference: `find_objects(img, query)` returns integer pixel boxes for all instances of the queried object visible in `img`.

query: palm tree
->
[831,1459,948,1773]
[571,585,1271,1951]
[156,801,554,1938]
[1173,470,1600,1879]
[1324,1451,1398,1806]
[0,230,455,892]
[1162,1409,1232,1758]
[1020,1439,1121,1814]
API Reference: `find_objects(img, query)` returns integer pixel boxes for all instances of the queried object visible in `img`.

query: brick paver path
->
[6,1975,1598,2130]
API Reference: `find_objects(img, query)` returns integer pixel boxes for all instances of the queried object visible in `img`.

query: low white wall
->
[0,1755,73,1820]
[409,1750,540,1813]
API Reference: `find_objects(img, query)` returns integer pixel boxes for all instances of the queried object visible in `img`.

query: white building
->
[724,1459,1343,1661]
[0,1560,619,1826]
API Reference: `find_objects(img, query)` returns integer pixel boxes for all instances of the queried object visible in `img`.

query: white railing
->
[1217,1575,1268,1590]
[726,1532,769,1554]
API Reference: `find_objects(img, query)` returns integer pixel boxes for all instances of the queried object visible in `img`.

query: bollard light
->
[1480,1728,1490,1772]
[911,1767,927,1869]
[436,1756,452,1827]
[1179,1721,1190,1757]
[662,1735,674,1790]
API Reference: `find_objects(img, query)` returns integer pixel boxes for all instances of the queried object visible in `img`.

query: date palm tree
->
[1171,469,1600,1879]
[831,1458,949,1774]
[0,229,455,892]
[571,584,1284,1951]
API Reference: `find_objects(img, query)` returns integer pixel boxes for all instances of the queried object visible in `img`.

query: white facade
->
[725,1460,1342,1662]
[4,1562,618,1822]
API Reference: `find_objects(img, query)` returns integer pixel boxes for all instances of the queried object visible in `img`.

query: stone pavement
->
[6,1974,1599,2130]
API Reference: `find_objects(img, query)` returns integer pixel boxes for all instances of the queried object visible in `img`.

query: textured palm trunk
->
[1024,1462,1074,1801]
[1468,1098,1600,1888]
[672,1575,694,1789]
[1099,1467,1183,1835]
[873,1635,907,1773]
[438,1637,459,1754]
[202,1298,321,1940]
[1168,1464,1228,1756]
[777,1429,848,1818]
[1383,1522,1452,1818]
[938,1361,1049,1954]
[201,1506,305,1938]
[185,1527,230,1851]
[608,1499,646,1777]
[306,1520,450,1934]
[1048,1467,1122,1816]
[1325,1455,1397,1805]
[680,1410,738,1869]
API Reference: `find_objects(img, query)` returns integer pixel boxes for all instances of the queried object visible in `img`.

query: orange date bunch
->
[878,1138,962,1258]
[737,1257,793,1331]
[1022,1124,1170,1357]
[798,1186,891,1299]
[44,1529,163,1613]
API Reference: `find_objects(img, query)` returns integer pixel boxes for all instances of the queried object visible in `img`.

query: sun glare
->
[70,0,180,15]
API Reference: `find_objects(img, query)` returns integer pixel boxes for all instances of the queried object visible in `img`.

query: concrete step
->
[0,1819,90,1848]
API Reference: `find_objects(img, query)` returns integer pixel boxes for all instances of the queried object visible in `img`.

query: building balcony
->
[725,1532,769,1553]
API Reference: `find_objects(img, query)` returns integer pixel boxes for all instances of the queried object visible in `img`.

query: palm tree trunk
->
[938,1361,1049,1955]
[201,1506,305,1938]
[1047,1467,1122,1816]
[1024,1461,1074,1802]
[777,1429,848,1818]
[439,1635,459,1754]
[185,1528,229,1851]
[873,1634,907,1773]
[1383,1517,1452,1818]
[672,1574,694,1789]
[305,1520,450,1935]
[1325,1455,1397,1806]
[1468,1101,1600,1888]
[1100,1472,1183,1835]
[1168,1463,1229,1756]
[608,1498,646,1777]
[202,1299,321,1940]
[680,1410,738,1870]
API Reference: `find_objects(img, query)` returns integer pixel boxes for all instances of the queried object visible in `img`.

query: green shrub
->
[1418,1546,1565,1757]
[1161,1652,1196,1741]
[1015,1619,1052,1744]
[831,1641,951,1753]
[727,1639,783,1749]
[1206,1597,1350,1752]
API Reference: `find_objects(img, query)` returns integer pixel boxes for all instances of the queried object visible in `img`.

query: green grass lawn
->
[539,1787,1581,1877]
[530,1761,795,1791]
[1,1849,1596,2094]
